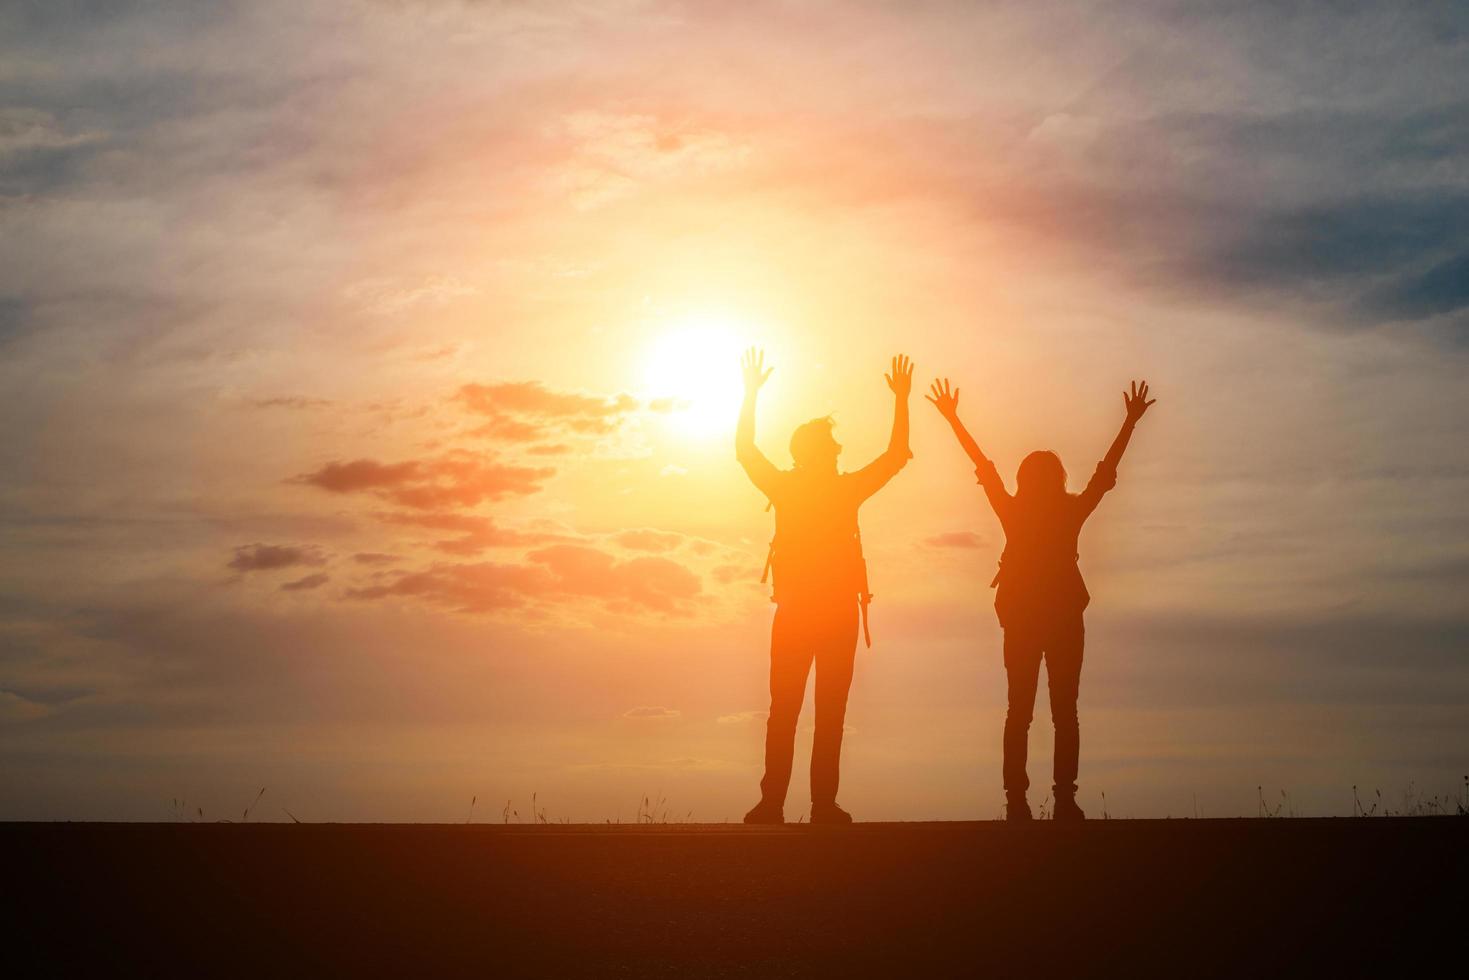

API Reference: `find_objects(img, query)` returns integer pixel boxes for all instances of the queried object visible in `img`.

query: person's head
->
[1016,450,1068,500]
[789,415,841,471]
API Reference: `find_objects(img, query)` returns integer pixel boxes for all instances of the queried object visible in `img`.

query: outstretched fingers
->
[885,353,915,395]
[924,377,958,412]
[1124,378,1157,419]
[741,347,773,390]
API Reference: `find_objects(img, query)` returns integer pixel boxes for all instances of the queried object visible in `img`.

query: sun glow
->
[642,313,748,436]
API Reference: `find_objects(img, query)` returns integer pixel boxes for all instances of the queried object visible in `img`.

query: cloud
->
[0,689,52,722]
[548,111,752,210]
[716,710,767,725]
[346,544,703,615]
[621,705,680,720]
[613,529,684,553]
[379,512,569,556]
[295,459,419,493]
[1361,249,1469,322]
[456,381,638,443]
[922,531,987,550]
[344,562,550,613]
[352,553,399,566]
[711,564,751,585]
[280,573,329,592]
[342,275,477,315]
[246,396,333,410]
[295,452,554,510]
[227,544,327,573]
[458,381,636,421]
[526,545,702,613]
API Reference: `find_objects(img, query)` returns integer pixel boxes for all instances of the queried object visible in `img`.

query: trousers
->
[1002,613,1085,799]
[759,599,859,808]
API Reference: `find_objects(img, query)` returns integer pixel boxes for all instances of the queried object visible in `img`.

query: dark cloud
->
[345,561,554,613]
[351,552,399,566]
[294,459,421,494]
[1360,249,1469,322]
[0,296,33,349]
[247,396,333,410]
[227,543,326,573]
[1197,193,1469,298]
[280,573,329,592]
[295,453,554,510]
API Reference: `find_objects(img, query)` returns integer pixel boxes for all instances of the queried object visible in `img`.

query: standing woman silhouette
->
[927,378,1155,821]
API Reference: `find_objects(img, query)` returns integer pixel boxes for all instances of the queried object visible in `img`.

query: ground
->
[10,818,1464,977]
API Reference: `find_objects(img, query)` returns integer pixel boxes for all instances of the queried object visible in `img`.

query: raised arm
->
[1080,379,1156,516]
[850,355,914,500]
[927,377,1012,519]
[1103,380,1156,471]
[735,347,781,496]
[926,378,988,470]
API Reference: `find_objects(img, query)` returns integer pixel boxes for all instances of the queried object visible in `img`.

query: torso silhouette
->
[747,458,905,605]
[767,470,862,604]
[977,458,1117,628]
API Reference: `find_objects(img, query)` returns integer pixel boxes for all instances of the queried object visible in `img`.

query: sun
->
[642,312,748,437]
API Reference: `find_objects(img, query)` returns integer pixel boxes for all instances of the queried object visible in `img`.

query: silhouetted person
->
[736,348,914,824]
[927,378,1156,821]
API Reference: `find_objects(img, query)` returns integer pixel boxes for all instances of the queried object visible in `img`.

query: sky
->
[1,0,1466,822]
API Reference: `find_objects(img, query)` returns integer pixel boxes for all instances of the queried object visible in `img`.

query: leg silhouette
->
[810,607,858,809]
[1045,616,1085,800]
[759,607,815,810]
[1003,626,1044,817]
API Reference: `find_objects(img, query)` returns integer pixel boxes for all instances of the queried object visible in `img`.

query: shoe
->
[1005,795,1033,822]
[1053,795,1086,822]
[810,802,853,825]
[743,801,784,824]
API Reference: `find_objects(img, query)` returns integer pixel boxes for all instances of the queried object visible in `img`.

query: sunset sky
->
[2,1,1466,821]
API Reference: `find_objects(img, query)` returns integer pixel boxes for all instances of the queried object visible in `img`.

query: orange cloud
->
[527,545,702,613]
[346,544,702,615]
[296,452,554,510]
[379,512,570,556]
[456,381,638,442]
[613,529,684,553]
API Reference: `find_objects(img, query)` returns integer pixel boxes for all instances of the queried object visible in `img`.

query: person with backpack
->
[736,347,914,824]
[926,377,1156,821]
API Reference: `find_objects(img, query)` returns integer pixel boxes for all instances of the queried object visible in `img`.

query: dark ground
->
[9,818,1466,978]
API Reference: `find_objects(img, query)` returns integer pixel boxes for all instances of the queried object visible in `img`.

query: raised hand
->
[741,347,773,394]
[885,354,914,398]
[1124,380,1156,424]
[925,377,960,419]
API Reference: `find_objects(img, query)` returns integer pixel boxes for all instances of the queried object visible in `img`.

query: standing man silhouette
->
[736,348,914,824]
[927,377,1156,821]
